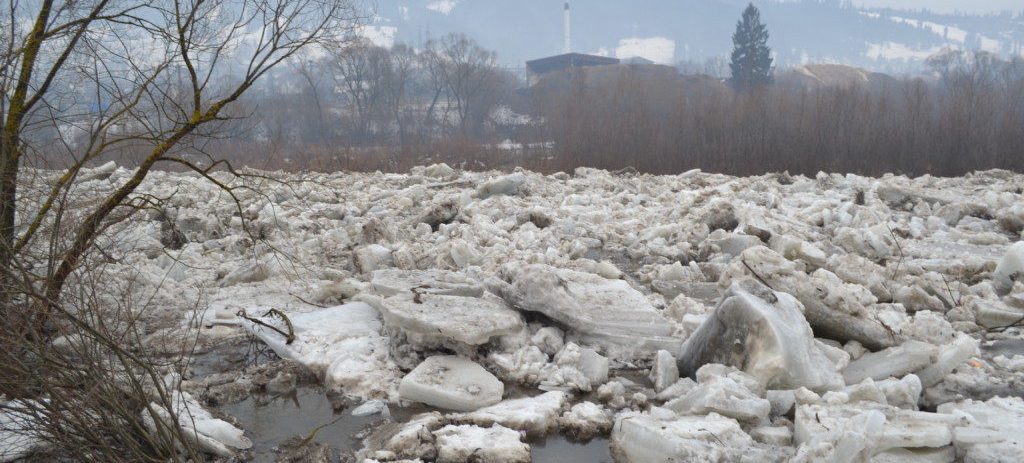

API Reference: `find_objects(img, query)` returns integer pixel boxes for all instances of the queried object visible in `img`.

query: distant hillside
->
[361,0,1024,72]
[776,63,900,89]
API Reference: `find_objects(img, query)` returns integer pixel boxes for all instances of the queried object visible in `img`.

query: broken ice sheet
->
[142,390,253,458]
[359,291,524,348]
[493,263,683,355]
[239,302,399,399]
[433,424,530,463]
[450,391,567,437]
[398,356,504,412]
[612,413,789,462]
[677,279,844,392]
[65,162,1024,463]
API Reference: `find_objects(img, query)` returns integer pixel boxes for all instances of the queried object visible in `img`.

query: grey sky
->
[853,0,1024,14]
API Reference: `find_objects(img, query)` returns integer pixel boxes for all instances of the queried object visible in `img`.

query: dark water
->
[220,387,615,462]
[531,436,614,463]
[221,388,378,462]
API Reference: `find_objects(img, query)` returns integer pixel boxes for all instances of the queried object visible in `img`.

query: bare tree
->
[387,43,416,147]
[333,38,392,144]
[0,0,362,459]
[432,33,500,137]
[295,58,331,145]
[0,0,360,317]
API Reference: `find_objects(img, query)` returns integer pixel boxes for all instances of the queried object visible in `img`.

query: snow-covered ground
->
[5,163,1024,461]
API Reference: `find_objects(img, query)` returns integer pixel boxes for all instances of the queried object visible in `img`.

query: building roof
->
[525,53,620,75]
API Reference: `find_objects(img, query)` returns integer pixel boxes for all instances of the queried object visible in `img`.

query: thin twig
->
[237,308,296,344]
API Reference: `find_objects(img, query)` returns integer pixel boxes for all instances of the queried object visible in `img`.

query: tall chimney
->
[563,2,571,54]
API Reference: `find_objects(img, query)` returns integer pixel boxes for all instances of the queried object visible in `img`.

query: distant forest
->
[95,34,1020,178]
[29,4,1024,177]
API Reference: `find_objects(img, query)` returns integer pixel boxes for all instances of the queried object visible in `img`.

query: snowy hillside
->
[363,0,1024,70]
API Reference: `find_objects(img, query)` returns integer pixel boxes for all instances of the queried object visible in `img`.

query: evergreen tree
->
[729,3,774,91]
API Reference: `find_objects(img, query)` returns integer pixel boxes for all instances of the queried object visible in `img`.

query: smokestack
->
[564,2,571,54]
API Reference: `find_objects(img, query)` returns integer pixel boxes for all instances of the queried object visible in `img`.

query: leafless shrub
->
[1,0,364,460]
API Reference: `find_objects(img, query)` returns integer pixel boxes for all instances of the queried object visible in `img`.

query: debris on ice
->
[239,302,397,398]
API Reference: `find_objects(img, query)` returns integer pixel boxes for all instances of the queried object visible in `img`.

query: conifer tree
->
[729,3,774,91]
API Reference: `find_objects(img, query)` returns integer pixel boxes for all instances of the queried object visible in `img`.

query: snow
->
[867,42,945,61]
[559,401,612,440]
[615,37,676,64]
[433,424,529,463]
[889,16,969,44]
[0,402,45,462]
[143,389,252,457]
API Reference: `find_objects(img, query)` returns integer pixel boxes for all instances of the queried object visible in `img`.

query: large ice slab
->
[650,350,680,393]
[915,333,979,387]
[842,334,978,388]
[842,341,938,385]
[612,413,786,462]
[665,375,771,423]
[239,303,396,398]
[399,356,504,412]
[493,264,681,353]
[368,269,486,298]
[475,173,527,199]
[937,396,1024,463]
[451,391,567,436]
[993,242,1024,295]
[795,400,960,460]
[729,246,896,350]
[677,280,844,392]
[360,292,523,347]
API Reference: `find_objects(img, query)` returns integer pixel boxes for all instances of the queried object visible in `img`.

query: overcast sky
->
[853,0,1023,14]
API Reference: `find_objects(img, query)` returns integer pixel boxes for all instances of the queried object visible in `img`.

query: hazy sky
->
[853,0,1024,14]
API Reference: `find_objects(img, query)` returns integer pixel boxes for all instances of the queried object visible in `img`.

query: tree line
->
[209,35,1023,177]
[531,49,1024,177]
[33,12,1024,176]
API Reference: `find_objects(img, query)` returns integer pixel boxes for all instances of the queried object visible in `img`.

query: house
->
[525,53,620,85]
